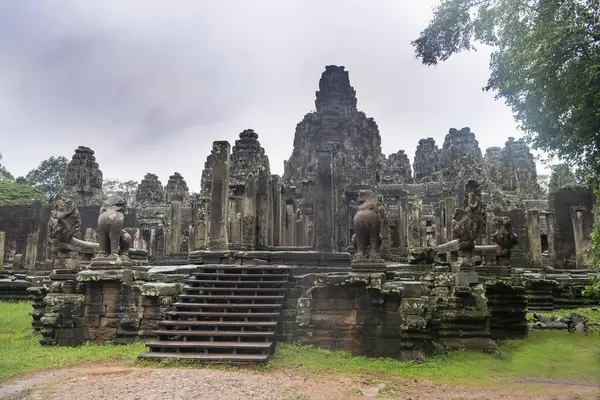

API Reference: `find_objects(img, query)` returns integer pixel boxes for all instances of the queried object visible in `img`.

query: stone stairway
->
[138,265,290,363]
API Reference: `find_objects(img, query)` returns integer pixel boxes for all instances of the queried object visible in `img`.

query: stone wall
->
[0,202,45,265]
[549,187,596,268]
[0,204,191,265]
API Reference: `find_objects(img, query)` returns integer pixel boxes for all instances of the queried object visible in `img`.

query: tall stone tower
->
[62,146,104,206]
[283,65,384,187]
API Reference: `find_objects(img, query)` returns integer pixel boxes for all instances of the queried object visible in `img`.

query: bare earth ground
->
[1,362,599,400]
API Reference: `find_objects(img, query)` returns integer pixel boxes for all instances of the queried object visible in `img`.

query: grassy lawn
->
[1,301,599,385]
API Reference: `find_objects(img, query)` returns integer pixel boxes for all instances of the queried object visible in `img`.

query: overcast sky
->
[0,1,546,192]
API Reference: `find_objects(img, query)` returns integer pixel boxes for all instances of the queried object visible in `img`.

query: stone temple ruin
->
[0,65,598,362]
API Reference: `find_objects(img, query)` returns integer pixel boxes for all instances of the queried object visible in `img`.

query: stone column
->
[25,232,38,269]
[242,174,257,250]
[544,210,556,266]
[271,175,282,246]
[168,196,182,254]
[207,141,230,251]
[192,198,208,251]
[256,168,270,248]
[526,209,542,268]
[0,231,5,269]
[435,206,445,245]
[570,206,590,269]
[314,149,334,252]
[284,202,295,246]
[444,197,456,241]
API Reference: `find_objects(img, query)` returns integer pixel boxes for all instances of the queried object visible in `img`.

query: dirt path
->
[1,362,599,400]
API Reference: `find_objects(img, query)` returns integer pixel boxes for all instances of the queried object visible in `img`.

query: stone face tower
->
[62,146,104,206]
[283,65,383,187]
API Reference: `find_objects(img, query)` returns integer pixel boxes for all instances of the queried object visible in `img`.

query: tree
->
[0,182,45,205]
[548,163,579,192]
[103,179,139,207]
[24,156,68,201]
[413,0,600,185]
[0,153,14,183]
[414,1,600,296]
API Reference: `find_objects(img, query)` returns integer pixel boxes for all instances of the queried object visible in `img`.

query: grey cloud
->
[0,0,541,189]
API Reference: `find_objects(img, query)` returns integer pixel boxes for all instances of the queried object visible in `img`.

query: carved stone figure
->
[451,180,487,252]
[352,190,383,259]
[491,216,519,258]
[96,195,132,259]
[47,195,81,248]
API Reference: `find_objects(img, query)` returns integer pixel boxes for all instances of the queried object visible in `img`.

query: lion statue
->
[96,195,131,259]
[352,190,383,259]
[47,195,81,253]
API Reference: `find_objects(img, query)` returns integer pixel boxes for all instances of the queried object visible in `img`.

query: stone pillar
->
[242,175,257,250]
[444,197,456,241]
[256,169,270,248]
[526,209,542,268]
[284,202,295,246]
[435,206,445,245]
[192,198,208,251]
[207,141,230,251]
[168,197,182,255]
[271,175,282,246]
[544,210,556,266]
[0,231,5,269]
[570,206,590,269]
[25,232,38,269]
[314,149,334,252]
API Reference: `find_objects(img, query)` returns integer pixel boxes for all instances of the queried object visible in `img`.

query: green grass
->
[0,302,145,381]
[1,301,599,386]
[270,330,600,385]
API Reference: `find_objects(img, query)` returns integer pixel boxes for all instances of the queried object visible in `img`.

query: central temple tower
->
[283,65,384,187]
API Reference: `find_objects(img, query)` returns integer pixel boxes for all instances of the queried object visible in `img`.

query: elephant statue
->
[352,190,383,260]
[96,195,132,260]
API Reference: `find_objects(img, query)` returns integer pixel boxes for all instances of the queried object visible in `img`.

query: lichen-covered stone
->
[283,66,383,187]
[440,128,486,185]
[165,172,189,205]
[62,146,104,206]
[381,150,412,184]
[413,138,441,183]
[136,173,165,207]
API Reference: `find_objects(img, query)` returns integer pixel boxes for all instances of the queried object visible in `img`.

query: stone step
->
[152,329,276,338]
[146,340,273,350]
[178,294,284,301]
[173,302,282,309]
[159,320,278,328]
[188,279,289,285]
[138,352,269,363]
[191,273,289,279]
[194,265,289,272]
[183,286,285,293]
[166,311,280,318]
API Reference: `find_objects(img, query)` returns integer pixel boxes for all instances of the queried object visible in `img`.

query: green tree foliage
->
[103,179,139,207]
[0,153,15,183]
[0,182,45,205]
[413,0,600,185]
[548,163,579,192]
[414,1,600,296]
[24,156,68,201]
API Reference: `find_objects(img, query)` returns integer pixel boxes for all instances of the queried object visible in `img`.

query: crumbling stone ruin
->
[62,146,104,206]
[0,65,598,364]
[413,138,441,183]
[136,173,165,208]
[165,172,190,205]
